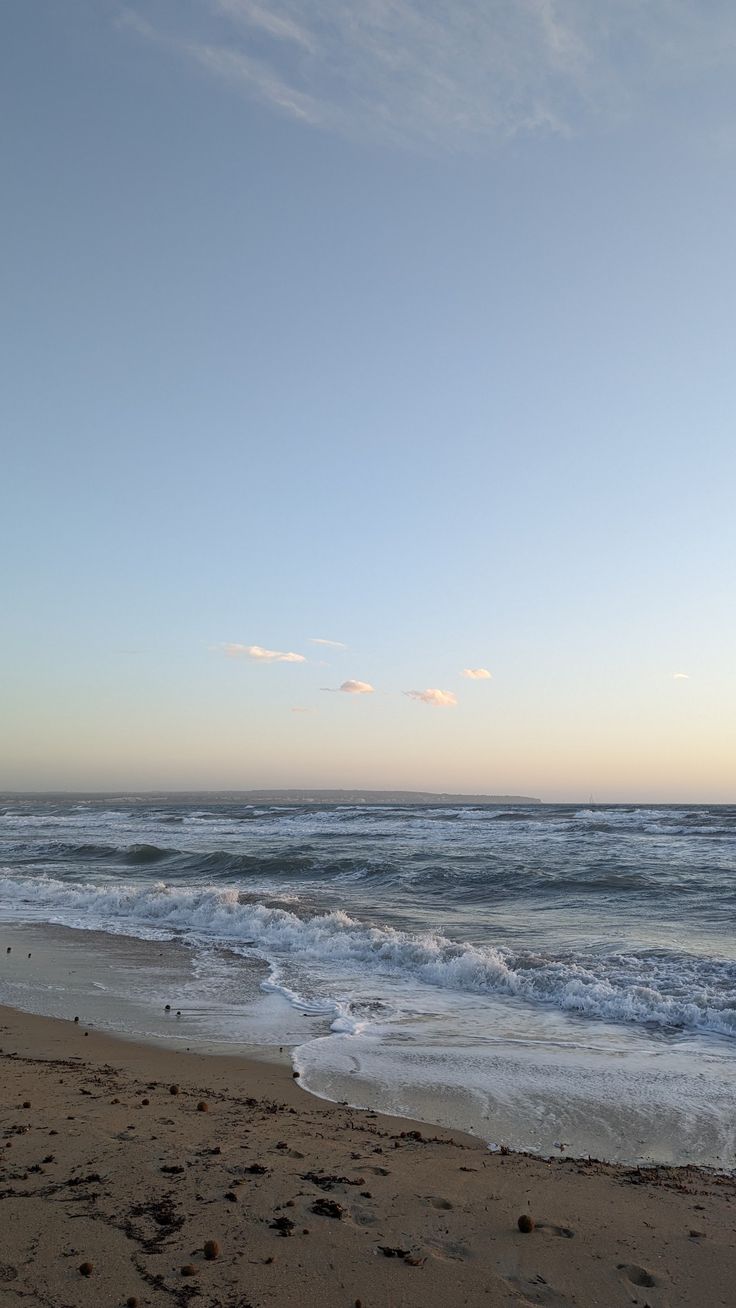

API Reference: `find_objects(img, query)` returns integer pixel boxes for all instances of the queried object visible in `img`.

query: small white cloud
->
[339,679,374,694]
[462,667,492,680]
[672,672,690,679]
[404,688,458,708]
[221,643,306,663]
[309,637,348,649]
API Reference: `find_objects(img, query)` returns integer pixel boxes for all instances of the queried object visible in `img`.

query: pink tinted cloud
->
[404,688,457,707]
[221,643,306,663]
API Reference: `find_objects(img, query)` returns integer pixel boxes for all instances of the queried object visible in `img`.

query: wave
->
[127,843,176,864]
[6,840,373,879]
[3,838,732,908]
[10,841,178,866]
[0,873,734,1039]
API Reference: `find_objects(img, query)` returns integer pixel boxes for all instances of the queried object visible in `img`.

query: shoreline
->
[1,1001,735,1305]
[2,918,734,1173]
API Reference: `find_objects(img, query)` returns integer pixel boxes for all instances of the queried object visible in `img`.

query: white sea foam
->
[0,872,734,1038]
[291,1031,736,1167]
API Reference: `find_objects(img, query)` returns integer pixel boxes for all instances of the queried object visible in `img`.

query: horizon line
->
[1,788,732,806]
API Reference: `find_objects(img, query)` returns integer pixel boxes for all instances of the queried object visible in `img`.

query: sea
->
[1,797,734,1169]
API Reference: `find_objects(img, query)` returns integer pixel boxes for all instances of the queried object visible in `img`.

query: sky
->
[2,0,735,801]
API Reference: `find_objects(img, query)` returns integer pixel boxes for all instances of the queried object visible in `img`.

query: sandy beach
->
[1,1002,734,1307]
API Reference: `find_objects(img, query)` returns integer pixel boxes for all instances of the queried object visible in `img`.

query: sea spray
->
[0,871,734,1037]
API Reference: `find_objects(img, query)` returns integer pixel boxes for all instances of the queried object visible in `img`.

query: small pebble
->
[197,1101,209,1113]
[126,1298,139,1307]
[203,1239,220,1260]
[170,1084,180,1095]
[141,1098,149,1106]
[180,1264,197,1277]
[518,1214,535,1233]
[22,1101,31,1109]
[165,1004,171,1011]
[79,1261,94,1277]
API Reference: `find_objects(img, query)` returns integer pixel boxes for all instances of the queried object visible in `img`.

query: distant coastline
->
[1,788,542,806]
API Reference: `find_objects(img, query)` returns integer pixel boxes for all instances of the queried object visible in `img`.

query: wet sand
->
[1,1003,735,1306]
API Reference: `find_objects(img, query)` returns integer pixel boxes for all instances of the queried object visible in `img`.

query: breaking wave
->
[1,872,734,1038]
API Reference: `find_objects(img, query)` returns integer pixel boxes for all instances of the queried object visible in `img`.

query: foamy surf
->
[0,872,734,1037]
[291,1028,736,1168]
[1,798,735,1167]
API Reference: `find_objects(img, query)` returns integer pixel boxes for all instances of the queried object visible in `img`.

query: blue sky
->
[2,1,735,799]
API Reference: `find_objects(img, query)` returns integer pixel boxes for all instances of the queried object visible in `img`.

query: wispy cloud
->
[672,672,690,680]
[462,667,492,680]
[213,1,317,54]
[221,642,306,663]
[184,41,322,123]
[404,688,457,707]
[309,637,348,650]
[118,1,736,149]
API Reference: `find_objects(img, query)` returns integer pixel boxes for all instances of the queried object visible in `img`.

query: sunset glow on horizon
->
[2,2,734,803]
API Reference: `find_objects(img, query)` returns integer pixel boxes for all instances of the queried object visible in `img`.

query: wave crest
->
[0,873,733,1039]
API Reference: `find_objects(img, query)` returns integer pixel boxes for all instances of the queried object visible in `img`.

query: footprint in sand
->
[504,1275,572,1306]
[352,1208,378,1226]
[618,1263,658,1289]
[425,1195,453,1210]
[537,1222,575,1239]
[426,1238,472,1262]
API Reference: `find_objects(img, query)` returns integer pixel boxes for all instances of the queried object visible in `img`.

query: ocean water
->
[1,797,734,1168]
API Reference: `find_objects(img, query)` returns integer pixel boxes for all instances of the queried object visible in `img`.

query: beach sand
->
[0,1004,734,1307]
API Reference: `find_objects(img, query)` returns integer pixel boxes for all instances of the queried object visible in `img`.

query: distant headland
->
[4,789,542,806]
[232,789,542,806]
